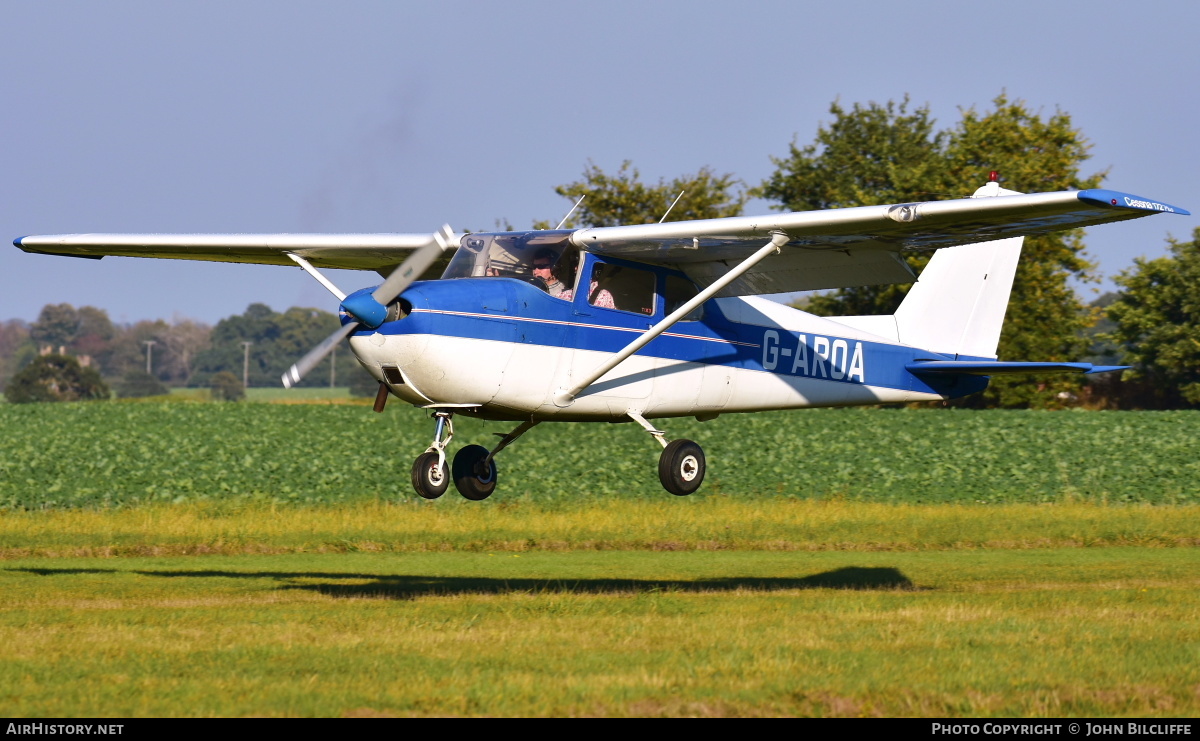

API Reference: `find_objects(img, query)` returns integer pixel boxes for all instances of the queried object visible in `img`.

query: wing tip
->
[1077,190,1190,216]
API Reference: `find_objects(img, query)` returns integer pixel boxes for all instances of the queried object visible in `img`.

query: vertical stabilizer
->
[892,181,1024,359]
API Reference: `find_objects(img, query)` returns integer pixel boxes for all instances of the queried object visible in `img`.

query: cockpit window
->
[590,263,656,315]
[441,230,576,284]
[664,275,703,321]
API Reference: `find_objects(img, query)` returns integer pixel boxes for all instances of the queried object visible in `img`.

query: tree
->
[757,94,1103,408]
[29,303,80,351]
[940,96,1102,408]
[347,364,383,397]
[538,160,746,229]
[71,306,116,368]
[209,371,245,401]
[1104,228,1200,408]
[105,318,171,383]
[114,369,169,398]
[4,354,110,403]
[160,318,211,385]
[192,303,357,388]
[756,97,945,316]
[0,319,31,392]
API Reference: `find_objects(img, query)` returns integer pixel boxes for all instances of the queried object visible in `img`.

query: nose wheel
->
[411,451,449,499]
[411,411,454,500]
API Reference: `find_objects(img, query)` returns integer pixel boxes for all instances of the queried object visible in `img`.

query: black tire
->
[452,444,497,501]
[658,439,706,496]
[411,451,448,500]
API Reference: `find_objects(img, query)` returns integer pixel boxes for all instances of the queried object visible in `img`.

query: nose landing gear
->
[410,411,454,499]
[411,451,449,499]
[410,414,540,501]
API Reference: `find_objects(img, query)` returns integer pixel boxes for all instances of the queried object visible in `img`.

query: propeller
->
[281,224,455,388]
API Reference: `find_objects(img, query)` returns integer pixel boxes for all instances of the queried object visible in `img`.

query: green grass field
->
[0,499,1197,557]
[4,546,1198,717]
[1,404,1198,716]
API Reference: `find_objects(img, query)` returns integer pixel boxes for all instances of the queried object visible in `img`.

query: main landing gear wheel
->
[411,452,448,500]
[453,444,497,501]
[658,439,706,496]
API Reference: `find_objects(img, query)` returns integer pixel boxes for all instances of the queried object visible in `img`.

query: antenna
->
[659,191,685,223]
[555,195,586,230]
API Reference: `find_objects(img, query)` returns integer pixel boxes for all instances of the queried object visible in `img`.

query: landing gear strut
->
[628,410,706,496]
[410,414,540,501]
[410,411,454,499]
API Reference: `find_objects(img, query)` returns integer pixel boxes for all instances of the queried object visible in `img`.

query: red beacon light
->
[988,170,1000,183]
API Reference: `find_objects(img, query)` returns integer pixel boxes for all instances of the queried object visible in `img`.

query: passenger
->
[560,266,615,309]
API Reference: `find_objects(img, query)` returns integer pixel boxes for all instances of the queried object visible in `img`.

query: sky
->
[4,0,1197,326]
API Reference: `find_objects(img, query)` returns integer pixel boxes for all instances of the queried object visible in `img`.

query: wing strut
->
[553,232,790,407]
[286,252,347,301]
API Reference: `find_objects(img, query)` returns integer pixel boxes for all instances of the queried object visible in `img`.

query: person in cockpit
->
[532,248,566,297]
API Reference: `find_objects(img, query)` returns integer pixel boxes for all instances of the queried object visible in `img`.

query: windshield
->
[442,230,577,282]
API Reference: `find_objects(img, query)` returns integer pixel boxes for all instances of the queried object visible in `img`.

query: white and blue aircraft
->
[15,177,1188,499]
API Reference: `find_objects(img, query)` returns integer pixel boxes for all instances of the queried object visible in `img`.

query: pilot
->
[532,248,566,297]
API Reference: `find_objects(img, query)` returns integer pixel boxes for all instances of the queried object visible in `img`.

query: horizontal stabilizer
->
[907,360,1129,376]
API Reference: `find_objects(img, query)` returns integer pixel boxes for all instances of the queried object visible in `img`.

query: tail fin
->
[891,181,1024,359]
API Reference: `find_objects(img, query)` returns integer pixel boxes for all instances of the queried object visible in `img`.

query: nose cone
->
[340,283,433,328]
[339,287,388,329]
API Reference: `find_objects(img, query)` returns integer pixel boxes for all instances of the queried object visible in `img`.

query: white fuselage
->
[349,294,947,422]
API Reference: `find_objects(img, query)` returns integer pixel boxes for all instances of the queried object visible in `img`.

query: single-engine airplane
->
[15,175,1188,499]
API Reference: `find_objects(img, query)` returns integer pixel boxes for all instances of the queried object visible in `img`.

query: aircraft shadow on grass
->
[9,566,917,599]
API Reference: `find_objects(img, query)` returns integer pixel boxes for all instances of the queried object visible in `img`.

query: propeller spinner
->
[281,224,455,388]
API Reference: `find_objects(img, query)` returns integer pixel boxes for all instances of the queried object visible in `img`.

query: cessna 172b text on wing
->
[15,176,1188,500]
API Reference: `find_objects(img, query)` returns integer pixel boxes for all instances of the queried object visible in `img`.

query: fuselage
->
[347,252,983,421]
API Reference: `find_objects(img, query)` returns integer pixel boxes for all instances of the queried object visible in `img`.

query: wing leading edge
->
[13,232,464,279]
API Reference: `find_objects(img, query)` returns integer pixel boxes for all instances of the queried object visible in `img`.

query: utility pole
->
[241,342,252,389]
[142,340,156,375]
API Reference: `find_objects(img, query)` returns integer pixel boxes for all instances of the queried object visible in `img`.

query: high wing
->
[12,232,464,280]
[568,189,1189,296]
[14,188,1188,295]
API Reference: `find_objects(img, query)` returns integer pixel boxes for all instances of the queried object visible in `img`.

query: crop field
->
[1,403,1198,716]
[3,404,1200,508]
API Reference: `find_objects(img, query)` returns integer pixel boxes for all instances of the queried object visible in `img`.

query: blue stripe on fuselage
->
[360,277,987,398]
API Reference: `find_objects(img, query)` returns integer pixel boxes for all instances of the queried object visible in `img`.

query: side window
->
[589,263,657,315]
[664,275,703,321]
